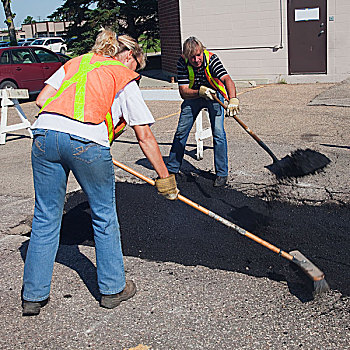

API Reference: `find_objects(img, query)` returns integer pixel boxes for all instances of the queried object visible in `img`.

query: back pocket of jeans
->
[70,134,101,164]
[32,129,47,158]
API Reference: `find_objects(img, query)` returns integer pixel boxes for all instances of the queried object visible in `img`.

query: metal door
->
[287,0,327,74]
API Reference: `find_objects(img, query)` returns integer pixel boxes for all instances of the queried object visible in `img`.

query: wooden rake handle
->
[211,93,279,163]
[112,158,293,261]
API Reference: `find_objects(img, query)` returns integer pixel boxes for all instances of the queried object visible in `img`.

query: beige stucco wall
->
[179,0,350,83]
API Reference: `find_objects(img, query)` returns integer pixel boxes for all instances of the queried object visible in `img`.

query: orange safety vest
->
[186,50,228,100]
[40,53,140,143]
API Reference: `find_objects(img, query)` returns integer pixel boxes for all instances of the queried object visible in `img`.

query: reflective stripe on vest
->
[186,50,228,100]
[203,50,228,100]
[40,53,131,144]
[188,64,195,89]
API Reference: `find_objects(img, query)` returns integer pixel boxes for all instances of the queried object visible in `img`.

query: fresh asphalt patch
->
[21,171,349,302]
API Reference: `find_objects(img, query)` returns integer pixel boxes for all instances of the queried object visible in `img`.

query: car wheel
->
[0,80,17,90]
[60,47,66,55]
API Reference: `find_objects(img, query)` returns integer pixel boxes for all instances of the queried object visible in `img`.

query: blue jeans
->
[22,129,125,302]
[167,94,228,177]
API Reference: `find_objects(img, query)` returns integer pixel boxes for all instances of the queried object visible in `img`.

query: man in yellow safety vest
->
[167,36,239,187]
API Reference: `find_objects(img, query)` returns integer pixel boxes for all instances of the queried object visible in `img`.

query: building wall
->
[158,0,182,74]
[177,0,350,83]
[0,28,26,41]
[22,21,72,38]
[0,21,71,41]
[328,0,350,82]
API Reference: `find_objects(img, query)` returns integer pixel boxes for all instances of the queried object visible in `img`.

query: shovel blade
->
[266,149,331,179]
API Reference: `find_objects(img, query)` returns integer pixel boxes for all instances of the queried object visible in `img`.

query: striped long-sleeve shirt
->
[177,52,228,90]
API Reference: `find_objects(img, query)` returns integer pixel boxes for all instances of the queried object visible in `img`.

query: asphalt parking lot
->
[0,76,349,349]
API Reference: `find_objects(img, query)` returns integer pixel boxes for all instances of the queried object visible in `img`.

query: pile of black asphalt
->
[56,170,350,303]
[266,148,331,179]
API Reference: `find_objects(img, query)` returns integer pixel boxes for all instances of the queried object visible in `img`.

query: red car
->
[0,46,68,94]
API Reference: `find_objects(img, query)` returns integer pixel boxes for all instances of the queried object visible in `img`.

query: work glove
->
[227,97,240,116]
[199,86,216,100]
[155,174,179,200]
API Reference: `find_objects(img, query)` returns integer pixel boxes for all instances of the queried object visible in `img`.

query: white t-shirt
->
[32,66,155,147]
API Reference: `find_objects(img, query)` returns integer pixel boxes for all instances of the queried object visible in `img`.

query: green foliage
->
[23,15,36,24]
[139,35,160,53]
[49,0,159,56]
[277,76,287,84]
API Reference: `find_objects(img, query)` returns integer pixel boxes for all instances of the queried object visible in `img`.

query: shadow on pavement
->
[19,240,100,301]
[19,169,347,303]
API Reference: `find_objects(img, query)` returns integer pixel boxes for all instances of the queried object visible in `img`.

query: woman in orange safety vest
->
[21,29,179,316]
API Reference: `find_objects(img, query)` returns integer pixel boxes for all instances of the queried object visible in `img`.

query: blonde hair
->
[183,36,205,60]
[91,28,146,70]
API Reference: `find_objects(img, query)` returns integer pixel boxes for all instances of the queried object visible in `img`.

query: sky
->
[0,0,65,28]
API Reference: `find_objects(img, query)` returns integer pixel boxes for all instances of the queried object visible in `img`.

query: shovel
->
[112,158,330,297]
[211,93,330,178]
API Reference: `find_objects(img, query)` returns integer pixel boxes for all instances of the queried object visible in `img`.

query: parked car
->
[30,37,67,54]
[18,38,36,46]
[0,46,64,94]
[0,41,10,48]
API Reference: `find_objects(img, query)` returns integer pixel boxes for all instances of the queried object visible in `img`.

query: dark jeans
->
[167,94,228,176]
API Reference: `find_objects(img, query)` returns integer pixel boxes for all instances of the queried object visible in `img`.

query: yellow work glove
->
[199,86,216,100]
[227,97,240,116]
[155,174,179,200]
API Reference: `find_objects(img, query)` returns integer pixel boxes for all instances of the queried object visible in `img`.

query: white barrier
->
[141,89,212,161]
[0,89,32,145]
[195,109,212,160]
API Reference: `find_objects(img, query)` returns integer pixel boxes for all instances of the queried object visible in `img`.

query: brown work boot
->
[100,280,137,309]
[213,175,228,187]
[22,297,49,316]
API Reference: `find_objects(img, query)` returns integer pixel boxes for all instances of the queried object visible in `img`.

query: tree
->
[49,0,159,56]
[23,15,36,24]
[1,0,17,45]
[117,0,159,47]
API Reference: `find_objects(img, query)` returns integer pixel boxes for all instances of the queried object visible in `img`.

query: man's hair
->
[182,36,205,60]
[91,28,146,69]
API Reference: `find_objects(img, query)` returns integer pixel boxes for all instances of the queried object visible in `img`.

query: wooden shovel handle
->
[211,93,279,163]
[112,158,293,261]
